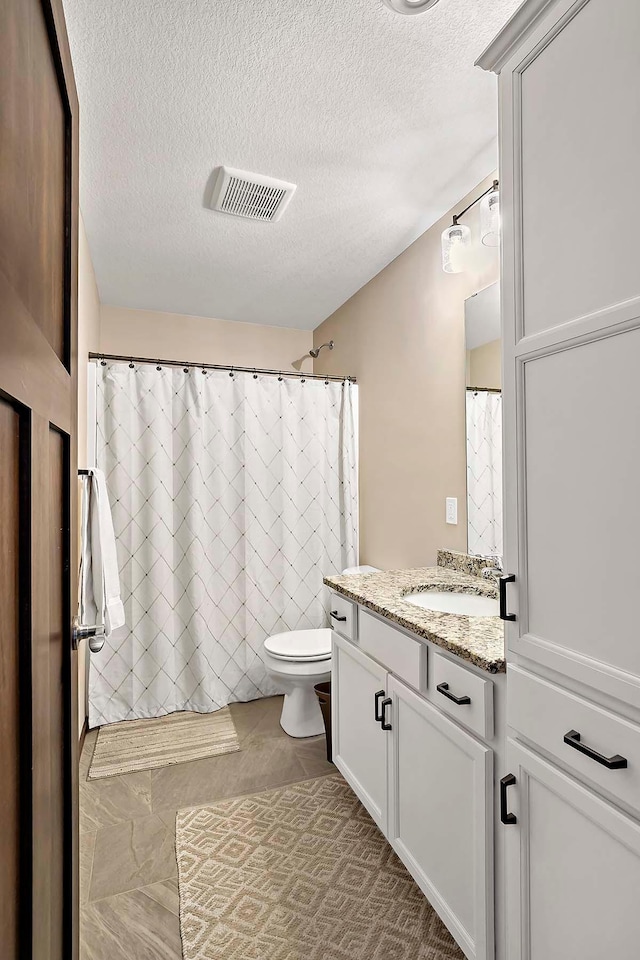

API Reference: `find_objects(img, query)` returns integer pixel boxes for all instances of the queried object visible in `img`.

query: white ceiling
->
[64,0,520,330]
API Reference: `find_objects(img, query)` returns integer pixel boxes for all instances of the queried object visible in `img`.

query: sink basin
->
[403,590,500,617]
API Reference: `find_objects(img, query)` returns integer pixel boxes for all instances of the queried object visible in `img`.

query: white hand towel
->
[79,472,97,627]
[79,468,125,638]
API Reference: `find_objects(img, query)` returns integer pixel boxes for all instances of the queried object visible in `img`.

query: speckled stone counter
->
[324,565,505,674]
[436,548,499,579]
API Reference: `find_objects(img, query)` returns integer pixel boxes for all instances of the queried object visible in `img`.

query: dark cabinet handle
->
[374,690,385,723]
[499,574,516,622]
[436,681,471,706]
[500,774,517,824]
[330,610,347,622]
[381,698,392,731]
[563,730,627,769]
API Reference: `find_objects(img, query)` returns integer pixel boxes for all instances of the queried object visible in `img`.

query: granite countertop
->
[324,565,505,674]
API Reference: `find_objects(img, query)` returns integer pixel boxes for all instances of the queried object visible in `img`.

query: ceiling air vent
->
[210,166,297,222]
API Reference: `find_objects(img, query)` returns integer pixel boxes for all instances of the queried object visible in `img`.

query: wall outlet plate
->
[446,497,458,525]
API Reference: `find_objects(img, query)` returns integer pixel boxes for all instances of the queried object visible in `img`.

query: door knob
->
[72,617,106,653]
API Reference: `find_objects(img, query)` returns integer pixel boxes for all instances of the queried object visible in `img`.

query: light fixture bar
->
[452,179,499,226]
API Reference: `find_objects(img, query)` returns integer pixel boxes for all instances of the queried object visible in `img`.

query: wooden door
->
[494,0,640,709]
[504,739,640,960]
[331,633,389,832]
[387,675,494,960]
[0,1,80,959]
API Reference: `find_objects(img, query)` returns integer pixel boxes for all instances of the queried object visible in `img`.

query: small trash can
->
[314,681,333,763]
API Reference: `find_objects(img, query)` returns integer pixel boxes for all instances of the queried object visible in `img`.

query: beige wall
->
[77,215,101,737]
[100,305,313,372]
[467,338,501,389]
[313,176,499,570]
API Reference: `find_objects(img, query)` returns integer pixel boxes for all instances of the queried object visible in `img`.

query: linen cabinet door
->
[503,739,640,960]
[494,0,640,706]
[331,632,388,833]
[387,676,493,960]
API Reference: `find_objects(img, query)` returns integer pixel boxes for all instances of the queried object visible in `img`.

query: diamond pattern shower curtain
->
[88,362,358,727]
[466,389,503,558]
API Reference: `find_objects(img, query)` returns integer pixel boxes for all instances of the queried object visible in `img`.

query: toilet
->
[263,565,380,738]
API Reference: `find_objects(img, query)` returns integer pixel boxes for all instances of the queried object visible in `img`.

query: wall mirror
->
[464,281,502,559]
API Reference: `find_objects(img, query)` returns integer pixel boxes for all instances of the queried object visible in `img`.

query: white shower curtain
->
[88,362,358,727]
[466,389,503,558]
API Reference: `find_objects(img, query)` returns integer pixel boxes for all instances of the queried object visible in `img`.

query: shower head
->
[309,340,334,359]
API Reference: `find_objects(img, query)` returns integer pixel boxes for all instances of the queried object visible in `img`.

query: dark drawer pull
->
[374,689,385,723]
[500,774,517,824]
[563,730,628,769]
[381,698,392,731]
[436,681,471,706]
[499,574,516,622]
[330,610,347,622]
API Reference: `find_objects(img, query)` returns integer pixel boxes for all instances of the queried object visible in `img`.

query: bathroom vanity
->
[325,553,506,960]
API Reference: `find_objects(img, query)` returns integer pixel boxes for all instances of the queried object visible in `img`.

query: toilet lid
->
[264,628,332,661]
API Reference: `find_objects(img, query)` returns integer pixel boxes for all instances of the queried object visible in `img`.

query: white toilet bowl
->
[263,565,380,738]
[263,628,332,738]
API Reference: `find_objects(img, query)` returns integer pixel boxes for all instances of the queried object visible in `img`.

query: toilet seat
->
[264,628,332,662]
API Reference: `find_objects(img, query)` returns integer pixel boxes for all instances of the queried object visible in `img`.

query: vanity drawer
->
[329,592,357,642]
[431,652,494,740]
[509,666,640,814]
[358,610,425,692]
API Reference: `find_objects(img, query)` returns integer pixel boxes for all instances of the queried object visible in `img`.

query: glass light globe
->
[441,223,471,274]
[481,188,500,247]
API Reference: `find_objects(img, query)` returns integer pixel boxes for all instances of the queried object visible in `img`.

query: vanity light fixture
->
[441,179,500,273]
[382,0,441,15]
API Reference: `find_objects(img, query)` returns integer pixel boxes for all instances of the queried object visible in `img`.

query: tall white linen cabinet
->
[478,1,640,958]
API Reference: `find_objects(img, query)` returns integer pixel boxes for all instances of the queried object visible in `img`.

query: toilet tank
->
[341,565,380,575]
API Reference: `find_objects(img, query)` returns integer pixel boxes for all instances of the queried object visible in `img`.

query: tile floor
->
[79,695,335,960]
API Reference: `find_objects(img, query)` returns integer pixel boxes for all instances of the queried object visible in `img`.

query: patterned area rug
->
[176,774,463,959]
[87,708,240,779]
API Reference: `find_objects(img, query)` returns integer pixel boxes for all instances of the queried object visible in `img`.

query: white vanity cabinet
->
[387,676,494,960]
[331,603,497,960]
[332,633,389,833]
[503,739,640,960]
[478,0,640,954]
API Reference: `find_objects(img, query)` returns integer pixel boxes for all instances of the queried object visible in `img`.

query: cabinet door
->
[496,0,640,707]
[387,676,493,960]
[331,633,388,833]
[504,739,640,960]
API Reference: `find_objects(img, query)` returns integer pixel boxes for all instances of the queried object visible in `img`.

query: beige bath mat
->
[176,774,463,960]
[87,708,240,779]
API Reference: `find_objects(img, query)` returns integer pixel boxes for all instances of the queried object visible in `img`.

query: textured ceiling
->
[64,0,521,329]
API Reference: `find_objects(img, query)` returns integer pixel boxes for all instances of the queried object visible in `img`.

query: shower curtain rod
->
[90,352,356,383]
[466,385,502,394]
